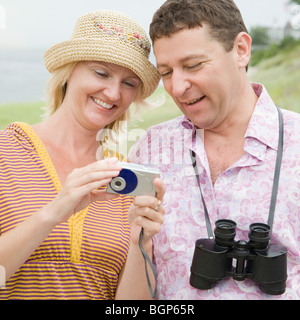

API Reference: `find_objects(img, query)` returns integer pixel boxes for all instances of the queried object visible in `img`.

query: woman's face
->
[63,61,141,131]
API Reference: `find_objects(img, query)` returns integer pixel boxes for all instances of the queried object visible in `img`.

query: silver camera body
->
[107,162,160,197]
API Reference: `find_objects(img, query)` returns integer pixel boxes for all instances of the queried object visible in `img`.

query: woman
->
[0,10,163,300]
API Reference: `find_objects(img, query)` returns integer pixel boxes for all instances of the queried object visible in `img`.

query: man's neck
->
[204,81,259,184]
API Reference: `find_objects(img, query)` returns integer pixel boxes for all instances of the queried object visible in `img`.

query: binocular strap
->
[190,106,284,237]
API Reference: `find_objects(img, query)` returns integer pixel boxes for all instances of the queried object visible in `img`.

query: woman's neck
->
[32,108,104,184]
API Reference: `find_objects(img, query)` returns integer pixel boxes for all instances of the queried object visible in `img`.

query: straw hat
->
[44,10,161,99]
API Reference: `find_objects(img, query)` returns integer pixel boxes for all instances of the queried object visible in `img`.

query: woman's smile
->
[91,96,116,111]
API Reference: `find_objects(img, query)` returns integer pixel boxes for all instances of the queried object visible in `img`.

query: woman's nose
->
[103,81,121,103]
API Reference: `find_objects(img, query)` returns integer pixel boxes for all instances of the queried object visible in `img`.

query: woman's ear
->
[234,32,252,70]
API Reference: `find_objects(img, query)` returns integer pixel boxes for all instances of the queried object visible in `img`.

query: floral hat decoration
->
[44,10,161,99]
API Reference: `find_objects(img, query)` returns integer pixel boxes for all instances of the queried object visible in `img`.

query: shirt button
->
[252,140,259,147]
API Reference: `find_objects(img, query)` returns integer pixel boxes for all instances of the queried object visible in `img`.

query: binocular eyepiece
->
[190,219,288,295]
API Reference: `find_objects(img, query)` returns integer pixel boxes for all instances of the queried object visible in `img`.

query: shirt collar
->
[245,83,280,151]
[180,83,280,152]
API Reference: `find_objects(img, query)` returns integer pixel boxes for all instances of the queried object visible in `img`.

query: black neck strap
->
[190,106,284,239]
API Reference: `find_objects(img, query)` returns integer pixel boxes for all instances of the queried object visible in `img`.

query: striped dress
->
[0,122,132,300]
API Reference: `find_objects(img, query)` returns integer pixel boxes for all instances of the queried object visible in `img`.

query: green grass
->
[0,87,182,132]
[0,101,45,130]
[1,41,300,132]
[249,42,300,114]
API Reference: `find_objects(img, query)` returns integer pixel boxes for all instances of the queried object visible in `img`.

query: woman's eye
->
[124,80,139,88]
[124,81,134,88]
[95,70,108,78]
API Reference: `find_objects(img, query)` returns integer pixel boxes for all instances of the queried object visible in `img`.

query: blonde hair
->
[45,62,147,135]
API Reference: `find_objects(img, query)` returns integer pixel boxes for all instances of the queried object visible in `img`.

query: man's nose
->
[171,71,192,99]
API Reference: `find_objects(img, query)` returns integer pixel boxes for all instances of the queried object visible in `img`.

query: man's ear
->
[234,32,252,70]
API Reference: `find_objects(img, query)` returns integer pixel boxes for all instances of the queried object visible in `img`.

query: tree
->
[250,26,271,48]
[290,0,300,5]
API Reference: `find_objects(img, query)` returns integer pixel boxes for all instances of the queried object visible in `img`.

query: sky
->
[0,0,294,49]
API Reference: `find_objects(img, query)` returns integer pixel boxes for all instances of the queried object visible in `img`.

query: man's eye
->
[187,63,202,70]
[161,71,172,78]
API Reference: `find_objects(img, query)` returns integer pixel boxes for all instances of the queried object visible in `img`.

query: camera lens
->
[109,168,138,195]
[115,181,122,187]
[249,223,270,245]
[214,219,236,245]
[110,177,126,192]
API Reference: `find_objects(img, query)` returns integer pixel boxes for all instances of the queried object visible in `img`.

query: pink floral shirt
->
[129,84,300,300]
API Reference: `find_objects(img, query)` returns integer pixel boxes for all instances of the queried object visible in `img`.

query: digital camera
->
[190,219,288,295]
[107,162,160,197]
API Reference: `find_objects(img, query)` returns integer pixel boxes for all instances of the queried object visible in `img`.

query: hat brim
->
[44,39,161,99]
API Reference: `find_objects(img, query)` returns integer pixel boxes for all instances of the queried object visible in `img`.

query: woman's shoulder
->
[0,122,35,151]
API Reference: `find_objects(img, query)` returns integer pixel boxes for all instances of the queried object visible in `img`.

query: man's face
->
[154,25,244,131]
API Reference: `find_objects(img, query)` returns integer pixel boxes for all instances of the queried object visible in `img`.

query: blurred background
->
[0,0,300,130]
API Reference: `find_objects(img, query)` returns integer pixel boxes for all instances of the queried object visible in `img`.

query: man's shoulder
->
[145,114,186,132]
[282,107,300,120]
[129,115,187,161]
[281,108,300,149]
[282,108,300,130]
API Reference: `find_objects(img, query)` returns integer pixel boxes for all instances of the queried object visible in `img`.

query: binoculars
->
[190,219,288,295]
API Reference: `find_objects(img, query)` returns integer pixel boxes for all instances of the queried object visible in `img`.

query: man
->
[129,0,300,299]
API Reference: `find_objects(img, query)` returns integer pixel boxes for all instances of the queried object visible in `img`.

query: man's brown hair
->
[150,0,248,53]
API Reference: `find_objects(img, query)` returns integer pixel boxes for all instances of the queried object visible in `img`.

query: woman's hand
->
[128,178,165,248]
[48,158,122,224]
